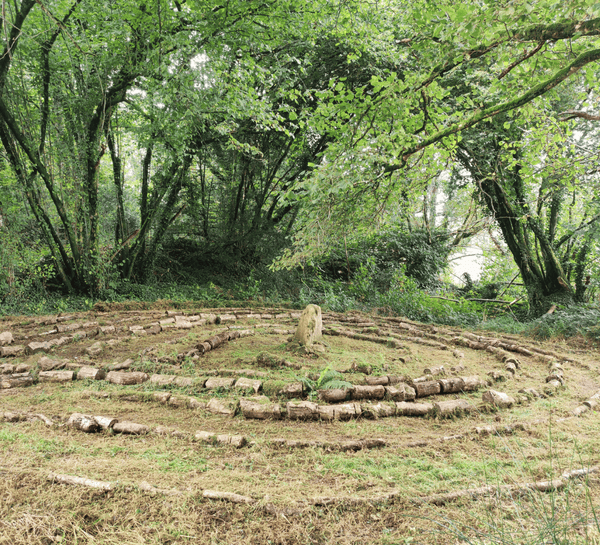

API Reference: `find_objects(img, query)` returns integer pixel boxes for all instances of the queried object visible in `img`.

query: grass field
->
[1,305,599,544]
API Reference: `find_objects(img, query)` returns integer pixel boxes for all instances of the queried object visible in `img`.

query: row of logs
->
[572,389,600,416]
[195,329,253,354]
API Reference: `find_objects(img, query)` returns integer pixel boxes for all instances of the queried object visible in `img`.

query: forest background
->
[2,0,600,340]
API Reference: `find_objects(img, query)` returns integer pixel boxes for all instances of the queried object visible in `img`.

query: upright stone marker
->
[293,304,323,346]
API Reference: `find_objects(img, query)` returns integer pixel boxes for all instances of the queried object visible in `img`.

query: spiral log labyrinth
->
[1,305,599,544]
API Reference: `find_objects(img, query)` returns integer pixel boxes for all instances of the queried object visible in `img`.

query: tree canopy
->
[1,0,600,315]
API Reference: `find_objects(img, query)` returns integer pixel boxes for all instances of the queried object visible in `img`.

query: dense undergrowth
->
[3,262,600,345]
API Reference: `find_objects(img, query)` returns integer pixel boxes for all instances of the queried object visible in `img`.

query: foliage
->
[299,365,353,395]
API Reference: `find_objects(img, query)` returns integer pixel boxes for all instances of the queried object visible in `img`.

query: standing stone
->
[293,304,323,346]
[0,332,13,346]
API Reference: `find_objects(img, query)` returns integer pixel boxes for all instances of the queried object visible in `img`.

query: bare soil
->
[1,305,599,544]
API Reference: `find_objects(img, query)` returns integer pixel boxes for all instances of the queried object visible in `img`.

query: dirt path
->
[1,306,599,544]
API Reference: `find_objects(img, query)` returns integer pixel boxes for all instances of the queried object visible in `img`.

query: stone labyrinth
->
[1,304,599,517]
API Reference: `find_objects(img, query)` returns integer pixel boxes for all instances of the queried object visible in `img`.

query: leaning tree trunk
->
[456,129,577,316]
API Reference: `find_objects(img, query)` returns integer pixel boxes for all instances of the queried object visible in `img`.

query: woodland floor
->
[1,303,600,545]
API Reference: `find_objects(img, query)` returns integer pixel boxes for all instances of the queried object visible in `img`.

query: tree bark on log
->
[106,371,149,385]
[433,399,473,417]
[234,377,262,393]
[459,375,483,391]
[205,377,235,390]
[240,398,282,419]
[38,370,74,382]
[351,385,385,400]
[0,375,33,388]
[396,401,433,416]
[482,390,515,408]
[385,383,416,401]
[202,490,255,504]
[206,398,239,417]
[414,381,441,397]
[438,377,465,394]
[77,367,106,380]
[112,421,149,434]
[365,376,389,386]
[318,388,352,403]
[48,473,114,491]
[361,402,396,418]
[67,413,100,432]
[287,401,319,420]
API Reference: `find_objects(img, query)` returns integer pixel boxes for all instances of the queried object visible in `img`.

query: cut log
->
[423,366,445,376]
[38,357,66,371]
[438,377,465,394]
[544,380,562,394]
[67,413,100,433]
[433,399,473,417]
[0,364,15,374]
[318,388,352,403]
[189,398,207,410]
[385,383,416,401]
[202,490,255,504]
[38,370,74,383]
[287,400,319,420]
[546,374,564,384]
[278,382,303,398]
[77,366,106,381]
[0,375,34,388]
[395,401,433,416]
[217,434,247,448]
[414,380,441,398]
[3,411,27,422]
[460,375,483,391]
[584,399,598,410]
[48,473,114,491]
[196,341,212,354]
[168,395,189,408]
[0,331,13,345]
[361,402,396,419]
[482,390,515,408]
[154,426,187,437]
[27,341,50,355]
[150,374,175,386]
[573,405,589,416]
[317,402,362,421]
[153,391,172,403]
[95,416,118,429]
[234,377,262,393]
[487,371,506,382]
[194,431,247,448]
[206,398,239,417]
[351,385,385,400]
[240,398,282,419]
[106,371,149,385]
[139,481,183,496]
[365,376,389,386]
[205,377,235,390]
[112,421,149,434]
[84,341,104,356]
[1,345,25,357]
[519,387,542,398]
[173,377,194,388]
[107,359,134,371]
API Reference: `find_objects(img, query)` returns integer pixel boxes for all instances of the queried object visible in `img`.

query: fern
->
[319,379,353,390]
[297,365,353,393]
